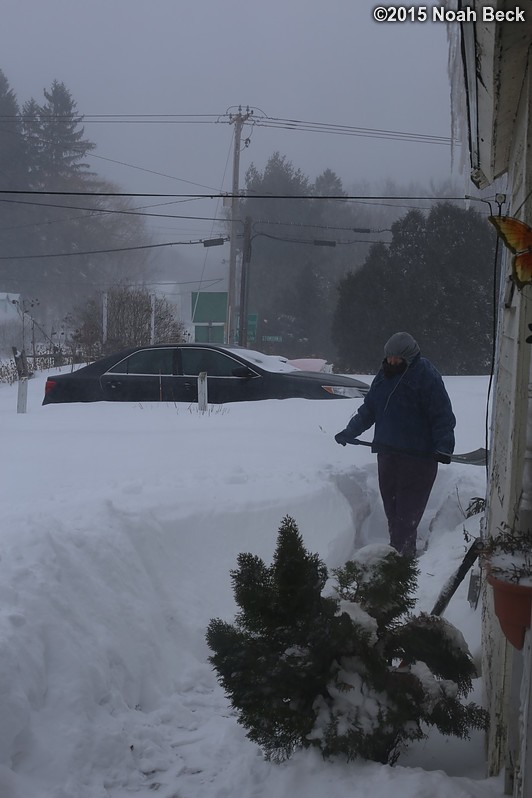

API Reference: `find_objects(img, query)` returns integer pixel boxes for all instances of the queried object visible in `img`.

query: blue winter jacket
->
[344,354,455,458]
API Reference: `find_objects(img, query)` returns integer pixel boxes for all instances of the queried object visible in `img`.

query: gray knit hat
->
[384,332,420,364]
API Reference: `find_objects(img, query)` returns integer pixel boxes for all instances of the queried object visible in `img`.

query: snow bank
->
[0,371,503,797]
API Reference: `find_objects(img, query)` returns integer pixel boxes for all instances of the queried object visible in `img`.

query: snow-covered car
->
[42,344,369,405]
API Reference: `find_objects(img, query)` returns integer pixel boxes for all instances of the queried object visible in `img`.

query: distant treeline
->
[1,68,496,373]
[238,153,497,373]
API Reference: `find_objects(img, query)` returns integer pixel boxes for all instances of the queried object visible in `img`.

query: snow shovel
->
[340,439,487,616]
[346,439,487,467]
[395,538,484,670]
[430,537,484,616]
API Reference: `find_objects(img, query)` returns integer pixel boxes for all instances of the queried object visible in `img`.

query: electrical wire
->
[249,232,386,247]
[0,189,476,201]
[1,112,457,148]
[0,193,478,240]
[0,275,225,290]
[251,219,391,233]
[0,226,386,261]
[88,153,223,192]
[0,196,228,223]
[0,197,393,234]
[0,237,229,260]
[253,116,455,146]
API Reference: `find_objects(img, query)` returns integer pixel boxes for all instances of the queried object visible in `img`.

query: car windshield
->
[224,348,299,373]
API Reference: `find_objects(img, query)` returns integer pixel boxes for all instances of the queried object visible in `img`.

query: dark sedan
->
[42,344,369,405]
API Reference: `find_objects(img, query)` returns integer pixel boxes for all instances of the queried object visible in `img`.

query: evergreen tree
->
[314,168,347,199]
[206,518,488,764]
[0,74,155,327]
[20,98,43,185]
[0,69,28,189]
[0,71,30,298]
[331,242,393,371]
[207,516,354,761]
[237,154,373,358]
[29,80,95,190]
[332,203,497,374]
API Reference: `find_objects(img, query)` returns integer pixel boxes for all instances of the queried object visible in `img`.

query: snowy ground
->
[0,369,503,798]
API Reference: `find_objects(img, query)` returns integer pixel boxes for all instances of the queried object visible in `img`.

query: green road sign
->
[247,313,258,343]
[191,292,227,323]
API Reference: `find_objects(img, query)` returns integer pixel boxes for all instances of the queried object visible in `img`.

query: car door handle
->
[184,382,194,390]
[109,380,122,388]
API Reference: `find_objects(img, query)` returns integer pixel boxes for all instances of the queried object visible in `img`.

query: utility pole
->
[31,318,36,366]
[102,291,108,347]
[227,106,253,344]
[150,294,156,344]
[238,217,253,347]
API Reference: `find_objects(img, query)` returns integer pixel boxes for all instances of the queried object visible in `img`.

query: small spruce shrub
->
[206,516,488,764]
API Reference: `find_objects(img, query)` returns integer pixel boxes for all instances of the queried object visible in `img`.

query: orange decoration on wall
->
[489,216,532,289]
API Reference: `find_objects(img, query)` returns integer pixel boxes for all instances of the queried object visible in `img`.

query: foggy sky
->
[1,0,461,284]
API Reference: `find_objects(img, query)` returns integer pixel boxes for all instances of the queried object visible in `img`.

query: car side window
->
[107,348,175,375]
[180,348,241,377]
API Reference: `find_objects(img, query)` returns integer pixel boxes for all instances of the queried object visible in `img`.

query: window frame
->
[178,347,261,379]
[105,347,177,376]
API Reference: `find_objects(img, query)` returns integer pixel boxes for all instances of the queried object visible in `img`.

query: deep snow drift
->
[0,370,503,797]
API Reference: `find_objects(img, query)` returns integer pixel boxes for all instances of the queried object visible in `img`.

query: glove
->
[434,451,452,464]
[335,430,355,447]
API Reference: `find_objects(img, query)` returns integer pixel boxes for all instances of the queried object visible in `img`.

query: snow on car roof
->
[224,347,300,373]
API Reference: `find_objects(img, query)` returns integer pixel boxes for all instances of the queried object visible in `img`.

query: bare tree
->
[67,285,185,360]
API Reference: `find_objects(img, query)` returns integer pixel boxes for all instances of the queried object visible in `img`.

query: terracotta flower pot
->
[487,572,532,650]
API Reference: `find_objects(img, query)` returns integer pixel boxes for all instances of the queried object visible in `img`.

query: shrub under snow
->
[206,516,488,764]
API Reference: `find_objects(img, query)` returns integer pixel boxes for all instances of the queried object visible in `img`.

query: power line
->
[253,116,455,146]
[0,197,396,235]
[0,230,389,262]
[251,219,391,233]
[0,196,228,223]
[0,275,225,290]
[0,237,229,260]
[88,152,222,192]
[251,232,387,246]
[0,112,457,147]
[0,189,472,201]
[0,195,473,236]
[9,117,220,125]
[0,191,480,239]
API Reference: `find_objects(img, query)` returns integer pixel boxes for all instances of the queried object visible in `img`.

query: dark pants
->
[377,452,438,557]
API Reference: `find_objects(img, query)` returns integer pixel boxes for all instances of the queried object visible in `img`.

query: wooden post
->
[198,371,208,412]
[12,346,29,414]
[17,377,28,414]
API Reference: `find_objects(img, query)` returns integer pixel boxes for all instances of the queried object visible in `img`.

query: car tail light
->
[44,379,57,395]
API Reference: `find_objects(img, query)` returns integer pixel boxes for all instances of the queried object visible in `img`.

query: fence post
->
[198,371,208,412]
[12,346,29,414]
[17,377,28,414]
